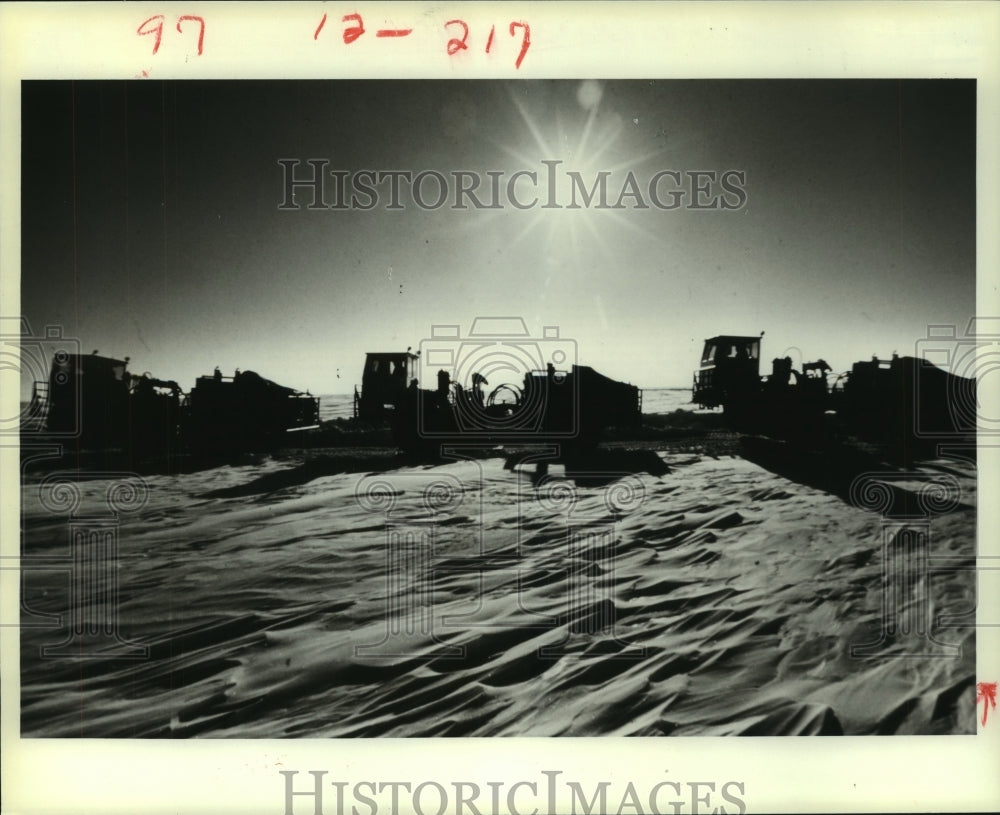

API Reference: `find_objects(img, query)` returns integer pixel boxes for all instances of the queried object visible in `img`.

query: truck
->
[356,349,642,456]
[183,369,320,452]
[692,333,976,455]
[29,353,318,456]
[30,351,181,454]
[692,333,829,437]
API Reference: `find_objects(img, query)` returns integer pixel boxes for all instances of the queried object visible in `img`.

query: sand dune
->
[19,441,976,737]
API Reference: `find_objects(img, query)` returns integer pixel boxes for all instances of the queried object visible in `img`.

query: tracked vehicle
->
[184,369,319,452]
[356,320,642,455]
[28,353,318,456]
[29,352,182,454]
[693,333,976,455]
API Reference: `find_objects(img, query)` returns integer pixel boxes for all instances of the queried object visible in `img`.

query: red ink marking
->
[137,15,165,55]
[977,681,997,726]
[485,24,495,53]
[445,19,469,55]
[376,28,413,38]
[176,15,205,56]
[314,13,327,40]
[342,13,365,44]
[509,21,530,69]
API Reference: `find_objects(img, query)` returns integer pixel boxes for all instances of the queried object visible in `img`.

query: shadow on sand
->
[203,447,672,500]
[738,435,974,516]
[202,452,412,498]
[504,447,672,487]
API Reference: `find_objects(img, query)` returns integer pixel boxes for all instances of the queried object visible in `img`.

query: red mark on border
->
[977,681,997,726]
[445,19,469,55]
[509,21,530,69]
[138,14,204,56]
[342,13,365,44]
[176,15,205,56]
[315,12,531,69]
[314,13,327,40]
[137,15,165,55]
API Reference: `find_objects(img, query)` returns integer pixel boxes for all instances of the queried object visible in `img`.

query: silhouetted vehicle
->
[183,370,319,452]
[356,350,642,456]
[29,352,181,454]
[832,354,976,458]
[692,334,827,436]
[692,335,763,409]
[693,334,977,456]
[128,373,183,455]
[29,353,318,456]
[354,351,419,424]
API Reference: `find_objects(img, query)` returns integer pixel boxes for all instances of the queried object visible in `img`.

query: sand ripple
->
[20,451,976,736]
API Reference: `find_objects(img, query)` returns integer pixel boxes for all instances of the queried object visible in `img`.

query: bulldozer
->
[356,348,642,456]
[692,333,829,438]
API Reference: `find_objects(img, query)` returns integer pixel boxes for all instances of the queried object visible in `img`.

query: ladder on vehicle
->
[23,379,49,432]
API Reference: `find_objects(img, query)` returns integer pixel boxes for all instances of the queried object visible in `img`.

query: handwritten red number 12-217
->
[314,13,531,69]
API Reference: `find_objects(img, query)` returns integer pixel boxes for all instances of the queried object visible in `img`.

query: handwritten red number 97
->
[138,14,205,56]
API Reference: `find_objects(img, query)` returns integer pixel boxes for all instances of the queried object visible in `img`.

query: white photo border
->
[1,2,998,814]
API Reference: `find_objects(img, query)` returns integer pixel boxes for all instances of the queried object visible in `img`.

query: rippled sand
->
[20,444,976,737]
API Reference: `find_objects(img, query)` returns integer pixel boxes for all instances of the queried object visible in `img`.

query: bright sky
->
[21,79,975,395]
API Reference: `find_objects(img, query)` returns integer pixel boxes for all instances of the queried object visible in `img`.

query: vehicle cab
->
[355,351,420,422]
[692,334,762,408]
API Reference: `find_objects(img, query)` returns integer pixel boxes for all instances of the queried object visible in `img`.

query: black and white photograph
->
[2,3,999,815]
[15,74,982,734]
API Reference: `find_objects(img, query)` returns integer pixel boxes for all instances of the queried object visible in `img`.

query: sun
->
[500,82,670,269]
